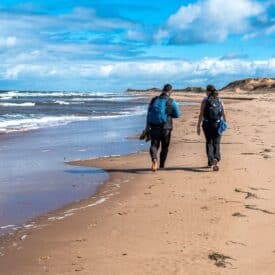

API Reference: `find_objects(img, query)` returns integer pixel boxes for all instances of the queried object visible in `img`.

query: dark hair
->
[163,83,173,93]
[206,84,218,97]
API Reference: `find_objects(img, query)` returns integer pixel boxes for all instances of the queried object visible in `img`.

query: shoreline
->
[0,149,146,238]
[1,92,275,274]
[0,97,195,236]
[0,113,148,236]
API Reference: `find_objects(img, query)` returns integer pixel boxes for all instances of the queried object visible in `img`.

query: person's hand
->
[197,125,201,135]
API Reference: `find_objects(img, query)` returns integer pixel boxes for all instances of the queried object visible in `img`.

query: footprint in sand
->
[117,211,128,216]
[245,205,275,214]
[74,238,87,242]
[74,266,84,272]
[234,188,260,199]
[263,154,271,159]
[241,152,256,155]
[226,240,246,247]
[232,212,247,218]
[208,252,234,268]
[39,256,51,262]
[88,223,97,229]
[169,210,177,215]
[249,187,269,191]
[72,255,85,272]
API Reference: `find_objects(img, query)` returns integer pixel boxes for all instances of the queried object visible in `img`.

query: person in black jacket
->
[197,85,227,171]
[147,84,180,172]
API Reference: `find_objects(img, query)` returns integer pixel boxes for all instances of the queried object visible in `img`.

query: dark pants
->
[202,121,221,166]
[150,127,171,168]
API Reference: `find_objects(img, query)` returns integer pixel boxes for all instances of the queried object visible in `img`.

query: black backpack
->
[204,96,223,121]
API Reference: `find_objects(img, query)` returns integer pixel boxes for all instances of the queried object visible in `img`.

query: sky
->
[0,0,274,91]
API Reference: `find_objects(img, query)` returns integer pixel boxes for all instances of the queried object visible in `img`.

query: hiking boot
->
[213,159,219,171]
[151,160,158,172]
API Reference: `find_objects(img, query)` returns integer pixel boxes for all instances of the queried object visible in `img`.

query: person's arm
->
[171,99,180,118]
[221,101,227,122]
[197,100,205,135]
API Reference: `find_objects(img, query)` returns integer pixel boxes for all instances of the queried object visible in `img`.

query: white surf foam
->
[53,100,70,105]
[0,102,35,107]
[0,105,146,133]
[70,96,144,102]
[0,224,16,229]
[0,91,117,98]
[0,116,90,133]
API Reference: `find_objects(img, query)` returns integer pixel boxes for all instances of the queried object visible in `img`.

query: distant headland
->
[126,78,275,94]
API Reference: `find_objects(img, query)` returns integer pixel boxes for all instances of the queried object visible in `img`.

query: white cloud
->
[0,36,17,47]
[99,65,114,76]
[5,64,54,79]
[167,4,201,29]
[126,30,148,42]
[159,0,267,44]
[3,58,275,90]
[266,24,275,34]
[154,29,169,43]
[243,32,259,40]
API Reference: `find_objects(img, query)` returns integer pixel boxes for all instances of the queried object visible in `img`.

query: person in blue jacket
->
[147,84,180,172]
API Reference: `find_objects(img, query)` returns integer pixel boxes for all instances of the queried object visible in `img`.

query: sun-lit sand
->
[0,88,275,274]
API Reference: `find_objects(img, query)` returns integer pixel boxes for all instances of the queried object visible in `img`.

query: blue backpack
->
[147,97,169,125]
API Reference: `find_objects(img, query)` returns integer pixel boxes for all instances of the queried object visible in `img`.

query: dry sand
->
[0,91,275,275]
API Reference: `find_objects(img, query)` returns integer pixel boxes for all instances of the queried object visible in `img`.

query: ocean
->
[0,90,149,235]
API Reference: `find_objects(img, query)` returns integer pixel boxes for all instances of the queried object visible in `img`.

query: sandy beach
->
[0,91,275,274]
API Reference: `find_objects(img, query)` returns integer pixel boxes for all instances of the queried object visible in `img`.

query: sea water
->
[0,91,148,235]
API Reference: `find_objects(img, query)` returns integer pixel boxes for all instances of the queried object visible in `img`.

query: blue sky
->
[0,0,274,91]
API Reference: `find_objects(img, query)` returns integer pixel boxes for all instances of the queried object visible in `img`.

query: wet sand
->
[0,115,146,235]
[0,91,275,274]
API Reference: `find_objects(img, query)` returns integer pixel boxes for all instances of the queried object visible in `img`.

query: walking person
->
[147,84,180,172]
[197,85,227,171]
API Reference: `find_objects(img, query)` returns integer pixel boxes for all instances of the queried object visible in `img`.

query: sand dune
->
[221,78,275,93]
[127,78,275,96]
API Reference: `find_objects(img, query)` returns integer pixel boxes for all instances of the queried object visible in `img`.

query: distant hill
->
[126,78,275,94]
[126,87,205,93]
[221,78,275,92]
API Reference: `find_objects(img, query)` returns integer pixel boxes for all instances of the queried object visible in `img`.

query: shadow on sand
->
[64,166,211,175]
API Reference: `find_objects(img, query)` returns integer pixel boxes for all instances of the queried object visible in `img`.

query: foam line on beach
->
[46,198,107,224]
[20,235,28,241]
[0,225,16,230]
[64,198,107,214]
[23,223,37,229]
[48,213,74,221]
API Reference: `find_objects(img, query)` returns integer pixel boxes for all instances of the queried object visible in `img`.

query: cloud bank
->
[2,57,274,91]
[156,0,274,44]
